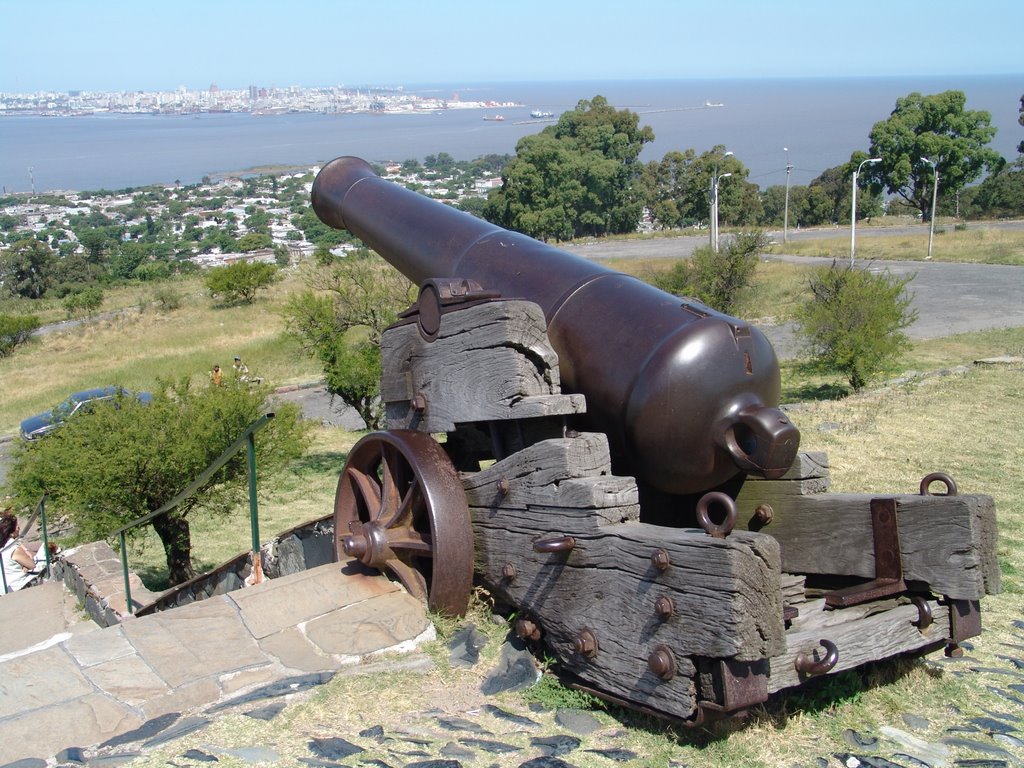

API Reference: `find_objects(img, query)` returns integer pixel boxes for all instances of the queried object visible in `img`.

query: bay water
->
[2,76,1020,194]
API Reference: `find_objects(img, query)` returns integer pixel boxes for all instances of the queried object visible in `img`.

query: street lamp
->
[921,156,939,260]
[709,151,733,250]
[783,147,792,244]
[713,172,732,253]
[850,157,881,266]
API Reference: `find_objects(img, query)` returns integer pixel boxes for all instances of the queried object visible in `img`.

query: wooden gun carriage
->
[311,157,1000,723]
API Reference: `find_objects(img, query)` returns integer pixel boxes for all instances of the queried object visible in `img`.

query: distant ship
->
[704,100,724,108]
[483,114,505,121]
[530,110,554,118]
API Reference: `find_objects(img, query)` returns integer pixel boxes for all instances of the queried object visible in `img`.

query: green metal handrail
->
[113,412,275,614]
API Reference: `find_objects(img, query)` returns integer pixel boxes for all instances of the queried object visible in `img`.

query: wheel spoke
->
[388,530,433,555]
[345,467,382,522]
[386,558,428,601]
[379,476,423,530]
[379,443,403,521]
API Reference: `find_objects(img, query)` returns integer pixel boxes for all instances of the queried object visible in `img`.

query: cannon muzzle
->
[312,156,799,495]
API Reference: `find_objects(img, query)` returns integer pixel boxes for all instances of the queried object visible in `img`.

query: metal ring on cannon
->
[920,472,958,496]
[794,639,839,676]
[696,492,737,538]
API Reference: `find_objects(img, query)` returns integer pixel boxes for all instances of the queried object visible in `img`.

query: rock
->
[817,422,844,433]
[987,686,1024,707]
[950,761,1009,767]
[98,711,182,748]
[436,716,491,734]
[518,758,577,768]
[902,714,931,731]
[307,737,365,760]
[996,655,1024,671]
[992,733,1024,748]
[980,709,1021,724]
[483,704,541,729]
[480,639,541,696]
[879,726,951,768]
[947,726,982,734]
[941,737,1014,758]
[554,709,602,736]
[448,624,489,668]
[54,747,87,764]
[244,701,287,720]
[458,738,521,754]
[360,725,386,739]
[834,756,908,768]
[530,735,581,757]
[970,667,1024,678]
[0,760,48,768]
[891,754,932,768]
[181,750,219,763]
[440,743,476,759]
[585,748,637,761]
[968,717,1017,735]
[220,747,282,763]
[86,754,142,767]
[843,730,879,749]
[206,671,336,712]
[403,761,463,768]
[356,761,395,768]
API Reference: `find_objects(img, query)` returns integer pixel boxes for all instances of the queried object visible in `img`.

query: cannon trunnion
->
[314,159,999,722]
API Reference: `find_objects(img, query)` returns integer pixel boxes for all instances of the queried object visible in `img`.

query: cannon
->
[312,157,999,722]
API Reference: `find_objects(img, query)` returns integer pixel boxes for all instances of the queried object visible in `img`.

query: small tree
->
[651,230,767,315]
[795,263,917,391]
[5,380,309,585]
[0,313,40,357]
[205,260,277,304]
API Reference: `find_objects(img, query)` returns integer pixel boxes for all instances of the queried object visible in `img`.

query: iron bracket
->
[825,497,907,608]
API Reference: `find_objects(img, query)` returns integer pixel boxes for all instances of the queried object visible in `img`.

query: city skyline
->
[2,0,1021,93]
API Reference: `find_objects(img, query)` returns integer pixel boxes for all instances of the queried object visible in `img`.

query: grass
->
[0,270,323,436]
[780,221,1024,265]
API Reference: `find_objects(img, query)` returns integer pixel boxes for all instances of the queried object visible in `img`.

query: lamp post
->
[850,157,881,266]
[921,156,939,260]
[709,151,733,250]
[783,147,792,244]
[713,172,732,253]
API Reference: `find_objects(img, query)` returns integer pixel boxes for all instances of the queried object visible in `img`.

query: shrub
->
[794,262,917,391]
[62,285,104,318]
[651,230,768,315]
[0,313,41,357]
[204,260,277,304]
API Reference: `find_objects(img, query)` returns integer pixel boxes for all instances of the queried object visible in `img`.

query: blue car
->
[19,386,153,441]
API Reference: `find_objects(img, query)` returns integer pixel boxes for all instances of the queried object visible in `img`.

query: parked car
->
[19,386,153,441]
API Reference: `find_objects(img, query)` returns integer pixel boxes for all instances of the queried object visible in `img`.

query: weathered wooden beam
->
[381,300,584,431]
[735,484,1000,600]
[767,598,950,693]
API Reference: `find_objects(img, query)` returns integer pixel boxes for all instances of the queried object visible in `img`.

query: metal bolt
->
[342,536,366,558]
[573,629,599,658]
[648,645,677,680]
[753,504,774,526]
[515,618,541,641]
[501,562,517,582]
[651,548,671,572]
[412,392,427,412]
[654,595,675,620]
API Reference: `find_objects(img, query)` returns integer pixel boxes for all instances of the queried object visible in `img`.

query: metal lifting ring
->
[794,639,839,676]
[911,596,934,630]
[919,472,958,497]
[334,430,474,617]
[696,492,737,538]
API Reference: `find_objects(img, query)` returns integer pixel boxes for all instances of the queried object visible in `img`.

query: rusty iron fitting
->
[911,596,933,630]
[696,492,738,538]
[920,472,958,497]
[515,618,542,642]
[795,639,839,676]
[648,645,677,680]
[945,643,964,658]
[533,536,576,554]
[500,562,517,582]
[654,595,675,620]
[573,628,599,659]
[753,504,774,526]
[496,478,511,497]
[411,392,427,413]
[651,548,671,572]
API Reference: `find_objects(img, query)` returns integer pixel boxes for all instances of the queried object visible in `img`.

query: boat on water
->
[704,100,724,108]
[530,110,554,118]
[482,114,505,121]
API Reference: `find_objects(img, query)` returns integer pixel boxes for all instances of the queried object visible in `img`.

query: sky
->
[1,0,1021,93]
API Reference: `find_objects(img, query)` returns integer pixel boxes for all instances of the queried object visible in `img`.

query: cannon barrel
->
[312,156,799,495]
